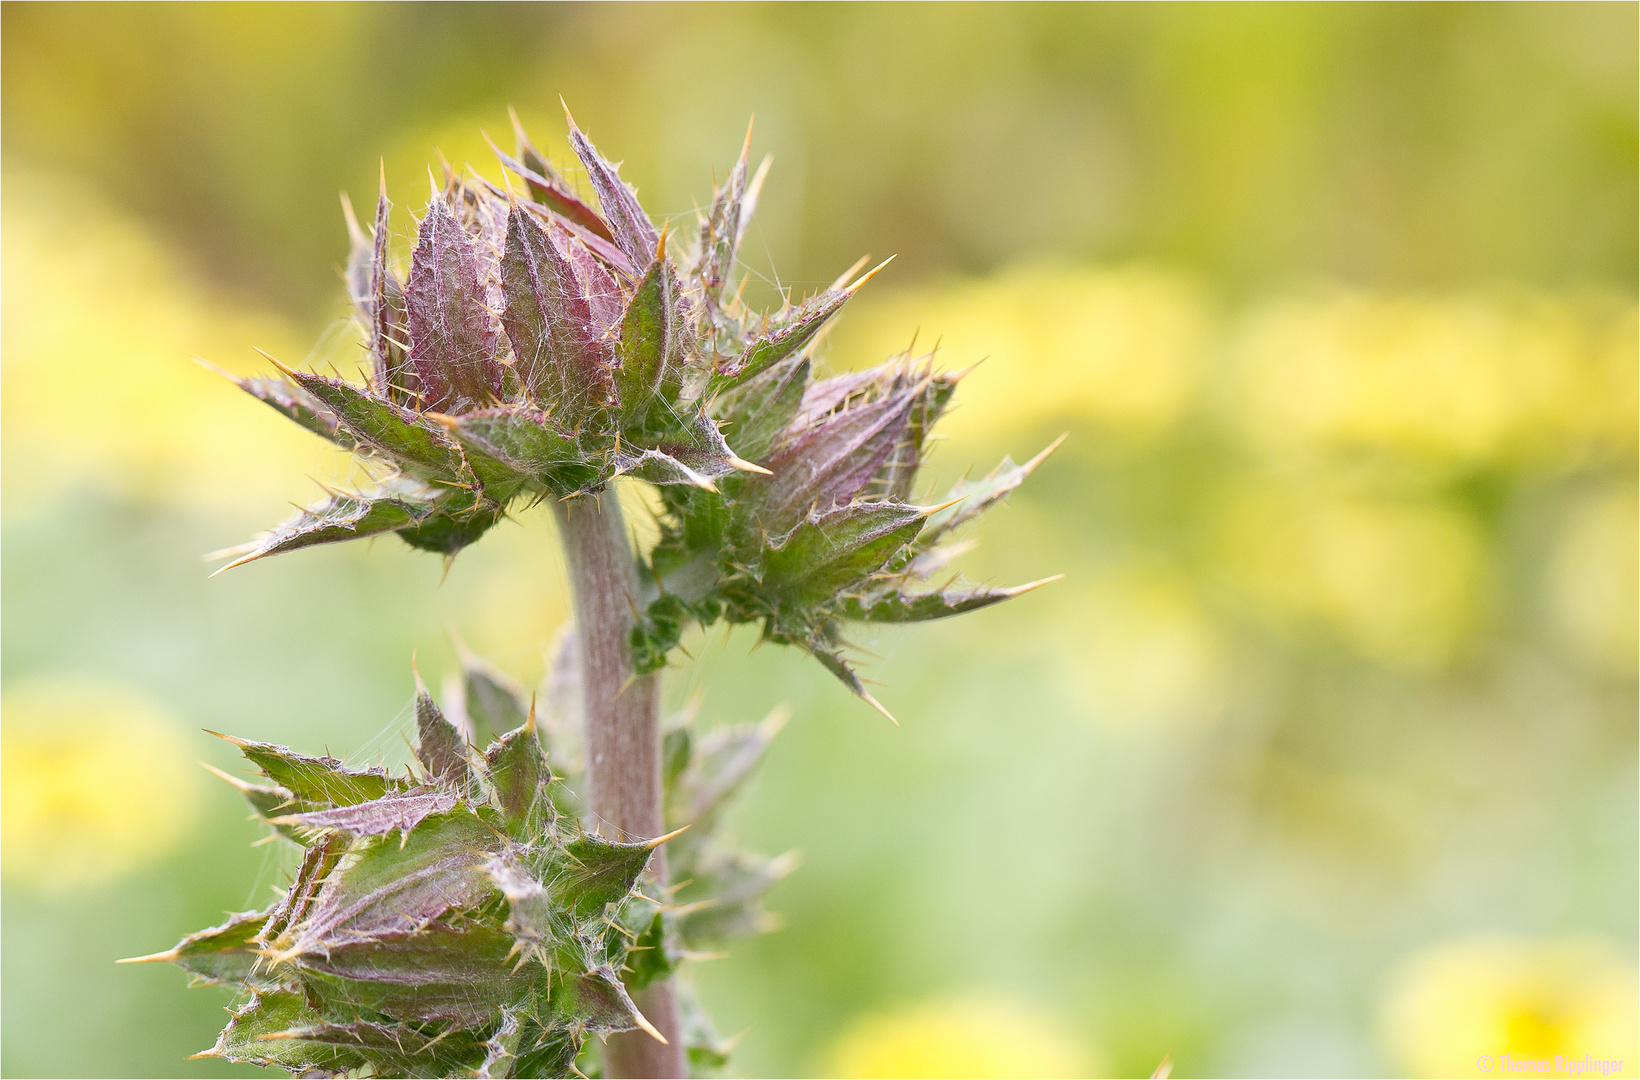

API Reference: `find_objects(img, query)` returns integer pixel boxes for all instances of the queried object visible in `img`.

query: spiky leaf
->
[406,196,503,411]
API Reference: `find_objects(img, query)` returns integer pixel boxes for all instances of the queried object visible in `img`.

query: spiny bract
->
[127,650,789,1078]
[213,109,1057,713]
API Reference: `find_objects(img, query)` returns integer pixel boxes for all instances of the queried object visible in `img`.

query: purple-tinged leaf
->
[292,924,532,1027]
[406,197,503,412]
[270,788,458,838]
[456,181,510,323]
[520,198,636,278]
[566,120,659,266]
[262,834,342,946]
[417,684,472,789]
[753,389,917,532]
[552,226,624,335]
[369,185,418,407]
[500,206,614,420]
[340,194,372,331]
[694,133,751,307]
[488,131,615,242]
[287,812,501,958]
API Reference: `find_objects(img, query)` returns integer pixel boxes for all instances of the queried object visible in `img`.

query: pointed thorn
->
[184,1051,220,1061]
[844,255,895,295]
[192,355,244,384]
[629,1005,669,1045]
[253,348,299,379]
[829,254,872,293]
[1022,432,1069,472]
[859,690,899,726]
[559,96,578,131]
[203,541,258,563]
[204,729,250,748]
[640,825,690,851]
[199,761,258,792]
[1001,574,1065,598]
[116,948,180,965]
[340,192,364,243]
[379,158,389,199]
[725,454,772,476]
[919,496,967,518]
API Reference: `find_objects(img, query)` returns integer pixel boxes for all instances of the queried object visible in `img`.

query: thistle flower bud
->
[126,657,719,1077]
[212,110,1057,713]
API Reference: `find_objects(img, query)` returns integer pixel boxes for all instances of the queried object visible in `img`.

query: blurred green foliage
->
[2,4,1635,1078]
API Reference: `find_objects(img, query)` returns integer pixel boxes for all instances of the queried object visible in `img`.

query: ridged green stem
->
[553,494,685,1079]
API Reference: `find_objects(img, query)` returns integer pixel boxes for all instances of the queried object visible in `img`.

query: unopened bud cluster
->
[217,112,1056,712]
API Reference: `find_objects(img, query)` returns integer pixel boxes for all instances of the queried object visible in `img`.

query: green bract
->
[129,650,787,1078]
[214,113,1056,715]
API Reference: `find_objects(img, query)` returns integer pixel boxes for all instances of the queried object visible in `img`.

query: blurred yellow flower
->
[1381,937,1639,1079]
[1215,476,1487,671]
[831,262,1211,444]
[2,680,201,889]
[1229,290,1638,469]
[1549,484,1639,676]
[1,168,352,517]
[823,993,1095,1079]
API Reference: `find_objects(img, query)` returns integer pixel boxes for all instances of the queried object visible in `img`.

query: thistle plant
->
[131,110,1057,1078]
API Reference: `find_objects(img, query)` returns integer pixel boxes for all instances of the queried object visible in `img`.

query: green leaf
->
[838,579,1056,623]
[484,719,552,840]
[761,502,929,608]
[268,1013,486,1079]
[616,250,683,428]
[229,373,355,449]
[710,356,808,465]
[395,494,507,556]
[922,435,1065,539]
[219,491,435,571]
[216,734,403,807]
[716,286,852,388]
[294,924,533,1027]
[665,707,787,836]
[460,651,531,744]
[622,911,677,992]
[283,368,468,483]
[553,831,671,918]
[446,408,606,495]
[123,908,271,987]
[196,989,366,1073]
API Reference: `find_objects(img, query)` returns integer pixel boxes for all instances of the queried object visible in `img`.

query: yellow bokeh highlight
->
[1549,484,1640,676]
[1229,290,1638,469]
[1057,567,1230,738]
[1215,477,1488,671]
[1,168,355,516]
[823,993,1095,1079]
[831,262,1211,444]
[1382,937,1640,1079]
[2,680,201,889]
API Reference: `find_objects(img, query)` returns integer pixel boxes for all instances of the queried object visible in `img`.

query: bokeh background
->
[3,4,1636,1077]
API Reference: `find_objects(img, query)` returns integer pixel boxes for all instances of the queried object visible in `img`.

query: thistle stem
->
[553,493,685,1079]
